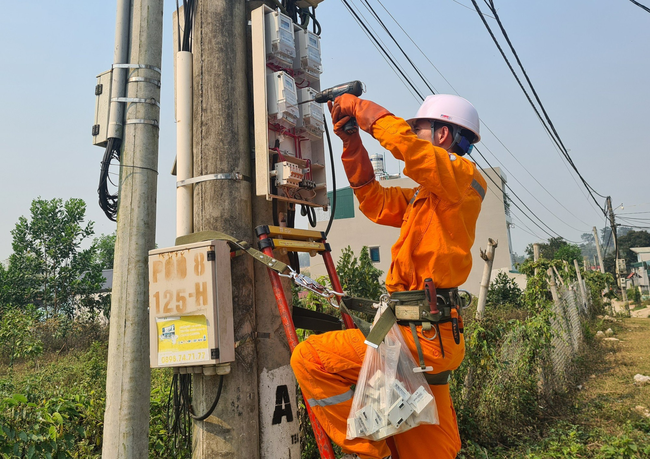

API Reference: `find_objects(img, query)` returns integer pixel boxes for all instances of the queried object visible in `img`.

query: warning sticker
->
[156,315,210,366]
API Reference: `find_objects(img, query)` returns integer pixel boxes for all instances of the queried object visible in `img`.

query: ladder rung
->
[271,239,326,252]
[262,225,324,241]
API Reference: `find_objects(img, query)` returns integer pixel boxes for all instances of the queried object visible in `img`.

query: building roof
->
[630,247,650,254]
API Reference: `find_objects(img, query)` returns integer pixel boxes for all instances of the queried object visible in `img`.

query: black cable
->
[98,137,122,222]
[323,115,336,237]
[181,0,196,53]
[189,374,224,421]
[470,0,606,214]
[340,0,424,100]
[629,0,650,13]
[359,0,437,95]
[477,147,580,243]
[310,6,321,35]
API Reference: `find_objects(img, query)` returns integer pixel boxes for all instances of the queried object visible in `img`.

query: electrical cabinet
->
[294,29,322,81]
[92,69,113,147]
[267,71,299,128]
[148,240,234,370]
[265,10,296,68]
[252,5,328,210]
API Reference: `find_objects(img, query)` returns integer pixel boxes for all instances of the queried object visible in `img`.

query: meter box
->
[294,29,322,80]
[298,87,324,138]
[92,69,113,147]
[148,240,234,369]
[265,10,296,67]
[267,71,299,127]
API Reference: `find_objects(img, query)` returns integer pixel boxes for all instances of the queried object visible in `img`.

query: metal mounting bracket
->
[177,173,252,188]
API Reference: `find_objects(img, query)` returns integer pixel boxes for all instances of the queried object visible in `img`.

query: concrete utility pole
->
[102,0,164,457]
[593,226,605,274]
[606,197,628,306]
[190,1,260,457]
[476,239,498,321]
[574,259,588,313]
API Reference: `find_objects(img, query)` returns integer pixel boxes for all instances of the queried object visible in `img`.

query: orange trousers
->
[290,323,464,459]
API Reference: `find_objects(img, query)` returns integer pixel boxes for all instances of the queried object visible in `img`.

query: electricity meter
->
[265,10,296,68]
[294,29,322,80]
[267,71,299,127]
[149,240,234,371]
[298,87,324,138]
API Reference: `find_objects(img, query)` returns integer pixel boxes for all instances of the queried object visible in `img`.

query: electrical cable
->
[323,115,336,237]
[371,0,598,226]
[340,0,424,100]
[471,147,579,242]
[629,0,650,13]
[189,374,224,421]
[98,137,122,222]
[470,0,607,214]
[359,0,439,94]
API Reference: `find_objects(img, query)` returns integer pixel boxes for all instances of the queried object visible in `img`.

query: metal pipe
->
[176,51,193,237]
[108,0,131,140]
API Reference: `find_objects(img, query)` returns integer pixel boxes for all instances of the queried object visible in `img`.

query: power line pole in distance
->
[606,197,629,309]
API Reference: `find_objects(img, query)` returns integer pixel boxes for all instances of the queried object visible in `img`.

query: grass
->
[460,317,650,458]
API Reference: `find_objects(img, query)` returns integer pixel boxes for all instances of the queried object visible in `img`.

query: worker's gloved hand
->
[330,94,392,133]
[327,101,375,189]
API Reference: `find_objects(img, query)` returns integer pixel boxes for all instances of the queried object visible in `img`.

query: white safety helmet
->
[407,94,481,155]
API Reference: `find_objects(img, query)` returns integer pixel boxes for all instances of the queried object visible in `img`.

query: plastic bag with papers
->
[346,305,439,441]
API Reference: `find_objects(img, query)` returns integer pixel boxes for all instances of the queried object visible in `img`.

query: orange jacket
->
[342,114,486,292]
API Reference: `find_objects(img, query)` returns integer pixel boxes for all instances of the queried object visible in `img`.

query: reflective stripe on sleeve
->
[307,389,354,408]
[471,179,485,200]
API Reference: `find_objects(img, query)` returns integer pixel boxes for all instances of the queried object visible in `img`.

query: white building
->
[309,166,515,296]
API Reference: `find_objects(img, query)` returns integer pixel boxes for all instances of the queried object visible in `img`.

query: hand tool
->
[298,80,364,135]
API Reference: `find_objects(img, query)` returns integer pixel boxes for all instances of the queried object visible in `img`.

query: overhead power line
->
[629,0,650,13]
[469,0,607,215]
[341,0,582,243]
[373,0,595,229]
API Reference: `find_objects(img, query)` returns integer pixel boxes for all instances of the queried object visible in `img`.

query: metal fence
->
[548,280,591,392]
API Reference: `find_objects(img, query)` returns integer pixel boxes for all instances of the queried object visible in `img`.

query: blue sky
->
[1,0,648,261]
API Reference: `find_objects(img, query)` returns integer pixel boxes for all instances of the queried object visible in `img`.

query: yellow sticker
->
[156,315,210,366]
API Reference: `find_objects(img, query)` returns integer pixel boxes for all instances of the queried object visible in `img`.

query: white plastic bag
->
[346,305,439,441]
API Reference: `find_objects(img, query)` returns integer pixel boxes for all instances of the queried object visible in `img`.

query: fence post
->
[476,239,498,321]
[574,259,588,313]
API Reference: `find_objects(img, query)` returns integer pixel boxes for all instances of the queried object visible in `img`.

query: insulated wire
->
[340,1,420,102]
[470,0,606,214]
[345,0,583,243]
[470,148,576,241]
[372,0,595,227]
[629,0,650,13]
[340,0,424,100]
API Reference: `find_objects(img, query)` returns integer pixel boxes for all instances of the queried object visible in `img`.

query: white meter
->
[267,71,299,127]
[149,240,234,370]
[294,29,322,80]
[298,87,324,138]
[265,10,296,67]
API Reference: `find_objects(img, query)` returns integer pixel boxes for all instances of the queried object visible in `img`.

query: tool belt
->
[360,288,466,348]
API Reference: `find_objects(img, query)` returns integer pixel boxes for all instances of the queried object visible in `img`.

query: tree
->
[94,232,116,270]
[336,246,385,300]
[554,244,582,264]
[0,305,43,368]
[5,198,106,318]
[525,237,572,261]
[603,230,650,277]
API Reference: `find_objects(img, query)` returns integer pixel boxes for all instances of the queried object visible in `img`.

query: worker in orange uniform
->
[291,93,487,459]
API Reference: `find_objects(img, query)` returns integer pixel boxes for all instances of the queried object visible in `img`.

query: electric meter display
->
[148,240,234,369]
[265,11,296,67]
[267,71,299,127]
[294,29,322,80]
[298,87,324,138]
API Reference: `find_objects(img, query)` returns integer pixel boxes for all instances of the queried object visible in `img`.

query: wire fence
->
[547,280,591,393]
